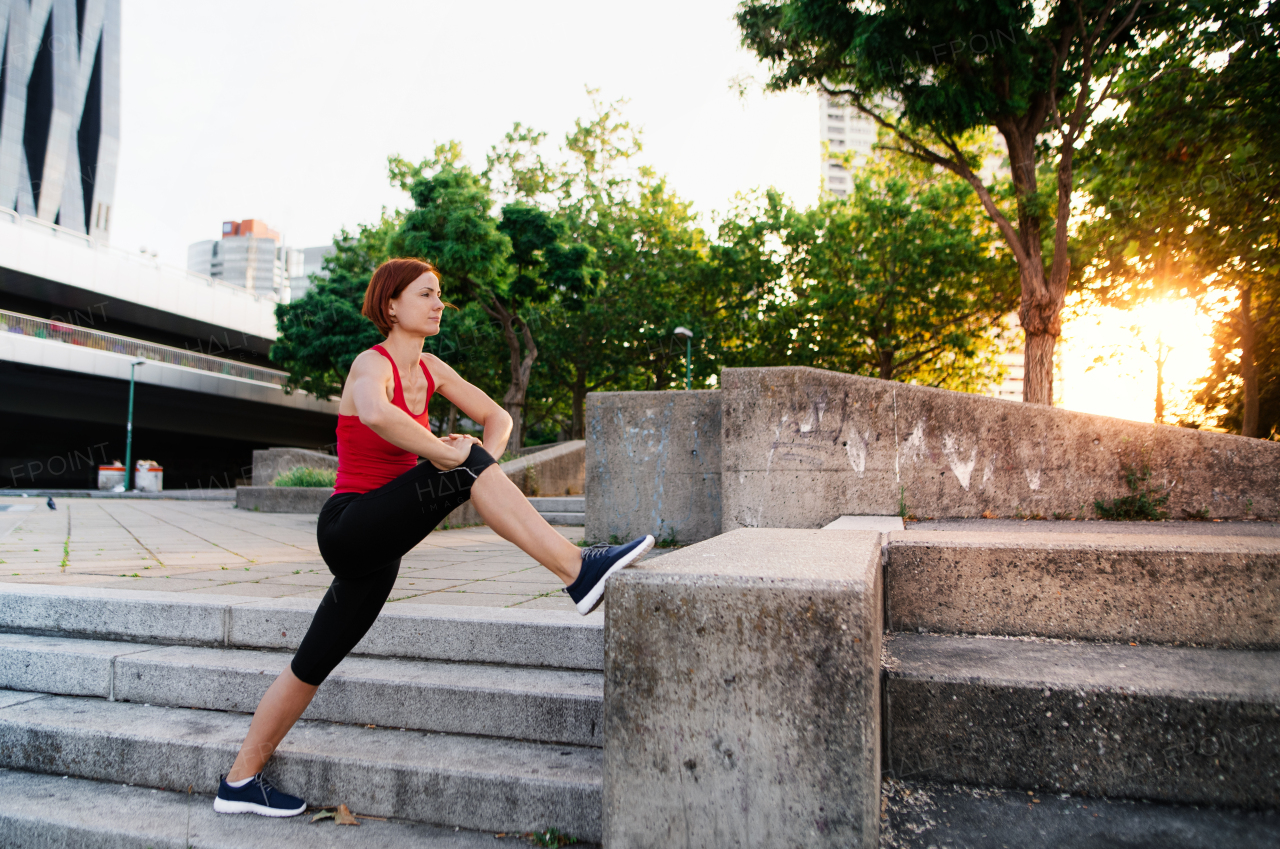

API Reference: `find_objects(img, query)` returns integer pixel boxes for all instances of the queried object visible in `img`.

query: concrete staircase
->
[878,526,1280,842]
[0,585,605,846]
[529,496,585,526]
[0,526,1275,846]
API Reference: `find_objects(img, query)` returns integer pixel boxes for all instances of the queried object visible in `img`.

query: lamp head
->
[673,326,693,340]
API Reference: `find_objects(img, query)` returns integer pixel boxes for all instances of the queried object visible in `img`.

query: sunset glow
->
[1056,297,1216,426]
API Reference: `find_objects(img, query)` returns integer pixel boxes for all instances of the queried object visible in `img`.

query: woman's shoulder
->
[349,346,393,375]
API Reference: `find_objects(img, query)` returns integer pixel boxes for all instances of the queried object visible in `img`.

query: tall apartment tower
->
[819,92,877,197]
[0,0,121,241]
[188,219,302,303]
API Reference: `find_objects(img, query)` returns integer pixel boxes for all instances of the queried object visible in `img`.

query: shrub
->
[273,466,337,488]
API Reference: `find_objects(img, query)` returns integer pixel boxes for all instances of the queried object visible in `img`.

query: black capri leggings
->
[289,443,499,685]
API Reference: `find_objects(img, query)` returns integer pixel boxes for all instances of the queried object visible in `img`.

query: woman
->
[212,258,654,817]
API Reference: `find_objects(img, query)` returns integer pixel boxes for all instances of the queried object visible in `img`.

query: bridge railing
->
[0,308,291,386]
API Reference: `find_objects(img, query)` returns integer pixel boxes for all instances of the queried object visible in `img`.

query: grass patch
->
[1095,459,1170,521]
[272,466,337,487]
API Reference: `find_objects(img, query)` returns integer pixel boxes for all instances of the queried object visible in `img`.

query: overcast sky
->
[114,0,819,266]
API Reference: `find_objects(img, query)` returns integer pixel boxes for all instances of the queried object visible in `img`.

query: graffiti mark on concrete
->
[941,434,978,491]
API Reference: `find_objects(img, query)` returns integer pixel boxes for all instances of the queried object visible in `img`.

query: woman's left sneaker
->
[566,535,655,615]
[213,772,306,817]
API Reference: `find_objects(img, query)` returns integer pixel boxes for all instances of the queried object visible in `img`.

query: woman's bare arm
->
[424,353,514,458]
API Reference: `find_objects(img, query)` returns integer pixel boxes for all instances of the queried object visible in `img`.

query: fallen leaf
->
[336,803,359,826]
[311,809,335,823]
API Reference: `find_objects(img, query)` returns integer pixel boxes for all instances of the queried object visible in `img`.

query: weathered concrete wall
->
[603,529,883,848]
[251,447,337,486]
[586,391,720,544]
[438,440,585,528]
[722,367,1280,529]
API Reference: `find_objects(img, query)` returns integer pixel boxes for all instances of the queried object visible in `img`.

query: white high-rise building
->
[188,219,309,303]
[0,1,121,241]
[819,92,878,197]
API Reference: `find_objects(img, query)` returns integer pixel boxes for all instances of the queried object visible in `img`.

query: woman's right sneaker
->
[565,535,655,615]
[213,772,306,817]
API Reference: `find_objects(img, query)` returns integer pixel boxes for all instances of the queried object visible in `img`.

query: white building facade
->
[818,92,878,197]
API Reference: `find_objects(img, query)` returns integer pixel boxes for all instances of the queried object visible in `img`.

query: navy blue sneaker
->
[213,772,306,817]
[566,535,655,614]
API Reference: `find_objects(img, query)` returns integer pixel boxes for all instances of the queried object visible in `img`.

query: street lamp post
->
[125,358,146,491]
[673,327,693,390]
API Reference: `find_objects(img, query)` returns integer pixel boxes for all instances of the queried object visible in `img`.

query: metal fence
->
[0,308,291,386]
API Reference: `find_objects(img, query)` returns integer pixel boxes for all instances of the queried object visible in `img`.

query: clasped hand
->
[429,433,482,471]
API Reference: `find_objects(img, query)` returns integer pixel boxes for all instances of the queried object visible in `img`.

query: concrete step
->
[0,767,544,848]
[881,777,1280,849]
[0,633,603,746]
[539,512,588,526]
[883,633,1280,809]
[527,497,585,513]
[885,532,1280,648]
[0,584,603,669]
[0,691,602,841]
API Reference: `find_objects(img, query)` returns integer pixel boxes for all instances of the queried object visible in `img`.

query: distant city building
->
[291,245,336,301]
[188,220,334,303]
[0,0,121,241]
[819,92,878,197]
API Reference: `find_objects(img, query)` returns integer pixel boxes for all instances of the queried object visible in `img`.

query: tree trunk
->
[571,367,588,440]
[1154,343,1165,425]
[485,297,538,452]
[446,402,458,436]
[1023,332,1056,406]
[1239,284,1259,438]
[992,121,1068,407]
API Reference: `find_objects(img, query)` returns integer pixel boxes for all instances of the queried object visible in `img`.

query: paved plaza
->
[0,495,609,613]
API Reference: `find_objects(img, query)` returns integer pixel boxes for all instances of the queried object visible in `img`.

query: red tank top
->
[333,344,435,494]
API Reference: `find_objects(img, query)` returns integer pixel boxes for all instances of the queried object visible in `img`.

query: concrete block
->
[0,583,233,646]
[251,447,337,486]
[602,528,883,848]
[235,485,332,513]
[0,695,602,840]
[0,634,158,699]
[0,769,513,848]
[114,644,604,746]
[720,367,1280,528]
[824,515,905,532]
[586,390,721,545]
[228,598,605,669]
[883,633,1280,808]
[886,532,1280,648]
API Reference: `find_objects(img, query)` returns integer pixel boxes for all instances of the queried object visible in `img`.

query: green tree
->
[736,0,1186,404]
[1078,1,1278,437]
[390,150,596,449]
[268,213,398,399]
[775,151,1018,388]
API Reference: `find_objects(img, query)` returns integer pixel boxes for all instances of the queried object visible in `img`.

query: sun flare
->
[1057,297,1216,426]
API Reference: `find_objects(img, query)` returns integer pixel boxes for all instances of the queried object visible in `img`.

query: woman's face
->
[389,272,444,337]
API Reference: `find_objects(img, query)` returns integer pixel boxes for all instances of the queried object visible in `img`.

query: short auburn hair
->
[361,258,440,336]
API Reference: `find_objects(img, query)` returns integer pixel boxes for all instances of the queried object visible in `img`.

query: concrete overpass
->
[0,210,341,491]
